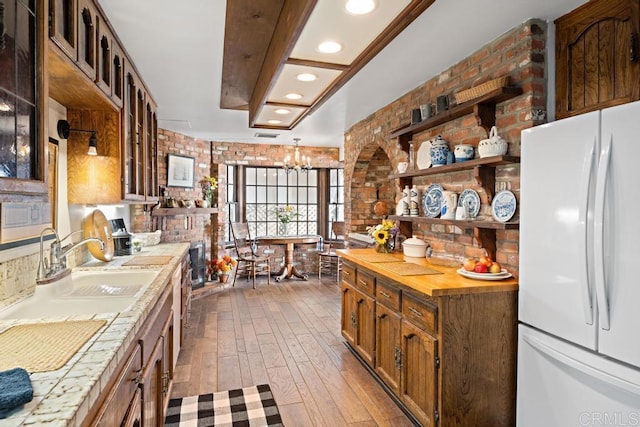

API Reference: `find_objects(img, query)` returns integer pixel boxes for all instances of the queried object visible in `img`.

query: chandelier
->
[283,138,311,174]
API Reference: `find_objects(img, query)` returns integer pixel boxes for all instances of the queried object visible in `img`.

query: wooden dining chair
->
[230,222,270,289]
[318,221,346,282]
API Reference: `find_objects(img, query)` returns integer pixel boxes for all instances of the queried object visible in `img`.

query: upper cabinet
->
[0,0,47,197]
[45,0,158,204]
[555,0,640,119]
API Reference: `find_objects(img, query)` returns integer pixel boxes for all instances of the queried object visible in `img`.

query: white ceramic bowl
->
[402,237,428,257]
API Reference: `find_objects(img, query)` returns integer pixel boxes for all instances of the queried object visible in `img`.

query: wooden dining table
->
[257,234,321,281]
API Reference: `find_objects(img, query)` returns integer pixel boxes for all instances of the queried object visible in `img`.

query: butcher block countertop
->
[336,248,519,297]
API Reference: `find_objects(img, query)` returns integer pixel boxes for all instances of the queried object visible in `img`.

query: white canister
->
[440,191,458,219]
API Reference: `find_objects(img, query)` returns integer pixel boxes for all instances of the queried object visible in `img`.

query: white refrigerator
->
[517,101,640,426]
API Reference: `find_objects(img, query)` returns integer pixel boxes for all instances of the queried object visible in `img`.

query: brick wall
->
[130,130,341,270]
[344,19,548,276]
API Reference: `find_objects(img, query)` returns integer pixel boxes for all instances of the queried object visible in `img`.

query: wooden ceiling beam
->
[248,0,318,127]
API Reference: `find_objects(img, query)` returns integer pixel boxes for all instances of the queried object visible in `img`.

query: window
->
[327,168,344,235]
[224,164,236,242]
[245,167,318,238]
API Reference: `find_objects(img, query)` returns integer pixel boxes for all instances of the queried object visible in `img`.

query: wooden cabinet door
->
[556,0,640,119]
[341,283,356,345]
[139,337,165,427]
[122,388,143,427]
[76,0,97,80]
[354,289,375,367]
[400,320,439,427]
[49,0,77,60]
[161,310,174,410]
[375,302,401,395]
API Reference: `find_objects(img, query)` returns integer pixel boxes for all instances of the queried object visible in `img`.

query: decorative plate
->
[458,189,481,218]
[422,184,443,218]
[456,268,512,281]
[492,190,517,222]
[416,140,432,169]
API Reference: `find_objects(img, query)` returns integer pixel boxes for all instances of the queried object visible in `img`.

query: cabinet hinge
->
[434,409,440,423]
[162,372,170,394]
[435,355,440,369]
[133,369,143,385]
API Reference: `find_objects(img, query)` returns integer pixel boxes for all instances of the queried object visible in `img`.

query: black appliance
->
[189,241,206,289]
[109,218,133,256]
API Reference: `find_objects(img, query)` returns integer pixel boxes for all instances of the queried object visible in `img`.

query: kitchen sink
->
[0,269,161,320]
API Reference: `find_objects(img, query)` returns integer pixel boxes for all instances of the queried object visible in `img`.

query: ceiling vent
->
[254,132,279,138]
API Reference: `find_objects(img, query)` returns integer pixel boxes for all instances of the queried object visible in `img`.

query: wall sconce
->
[57,120,98,156]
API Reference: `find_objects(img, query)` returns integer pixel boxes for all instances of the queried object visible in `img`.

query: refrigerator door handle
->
[522,331,640,396]
[579,140,595,325]
[594,135,612,330]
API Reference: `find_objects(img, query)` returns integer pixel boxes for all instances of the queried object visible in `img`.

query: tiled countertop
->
[0,243,189,426]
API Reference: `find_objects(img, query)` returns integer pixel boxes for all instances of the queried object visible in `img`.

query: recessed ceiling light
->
[275,109,290,114]
[267,120,282,125]
[285,93,303,100]
[317,41,342,54]
[345,0,376,15]
[297,73,318,82]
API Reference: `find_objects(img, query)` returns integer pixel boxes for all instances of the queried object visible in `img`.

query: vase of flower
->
[200,175,217,208]
[279,222,290,235]
[368,219,398,254]
[219,273,229,283]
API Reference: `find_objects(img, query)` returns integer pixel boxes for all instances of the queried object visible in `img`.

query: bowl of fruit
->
[457,256,512,280]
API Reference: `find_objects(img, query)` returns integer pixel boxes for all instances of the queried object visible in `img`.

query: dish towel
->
[0,368,33,419]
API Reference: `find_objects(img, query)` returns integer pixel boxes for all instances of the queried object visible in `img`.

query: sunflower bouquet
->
[367,219,399,253]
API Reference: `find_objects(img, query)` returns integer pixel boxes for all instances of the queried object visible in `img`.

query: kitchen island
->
[337,248,518,426]
[0,243,190,426]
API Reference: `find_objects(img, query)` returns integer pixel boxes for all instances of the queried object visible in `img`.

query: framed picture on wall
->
[167,154,195,188]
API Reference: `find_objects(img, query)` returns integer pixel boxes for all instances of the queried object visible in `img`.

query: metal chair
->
[318,221,346,282]
[230,222,271,289]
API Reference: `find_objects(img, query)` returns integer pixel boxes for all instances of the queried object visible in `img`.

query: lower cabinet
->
[400,319,438,426]
[87,261,179,426]
[374,302,401,395]
[341,282,375,367]
[341,259,517,426]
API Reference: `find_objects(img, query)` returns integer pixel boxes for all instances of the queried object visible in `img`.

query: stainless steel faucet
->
[37,228,106,284]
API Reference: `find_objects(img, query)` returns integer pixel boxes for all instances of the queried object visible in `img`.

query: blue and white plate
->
[458,189,480,218]
[492,190,517,222]
[422,184,444,218]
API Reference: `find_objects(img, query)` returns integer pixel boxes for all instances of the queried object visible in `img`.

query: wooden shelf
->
[387,215,519,230]
[151,207,219,216]
[390,86,523,142]
[389,155,520,180]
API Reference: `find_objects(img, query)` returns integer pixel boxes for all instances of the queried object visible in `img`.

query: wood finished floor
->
[170,275,413,426]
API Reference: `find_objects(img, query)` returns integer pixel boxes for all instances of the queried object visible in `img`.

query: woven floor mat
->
[357,253,400,263]
[165,384,283,427]
[0,320,106,373]
[377,262,443,276]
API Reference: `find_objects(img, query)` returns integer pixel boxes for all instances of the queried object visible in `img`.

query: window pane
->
[246,185,256,203]
[308,187,317,202]
[297,172,307,186]
[277,187,287,203]
[0,92,16,178]
[288,187,297,202]
[256,168,267,184]
[16,99,34,179]
[287,172,297,186]
[246,167,256,185]
[16,4,35,102]
[307,170,318,186]
[267,186,276,203]
[298,187,307,203]
[267,169,277,185]
[0,1,16,92]
[256,186,266,203]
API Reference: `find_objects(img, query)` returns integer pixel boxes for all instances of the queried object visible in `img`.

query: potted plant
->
[211,255,237,283]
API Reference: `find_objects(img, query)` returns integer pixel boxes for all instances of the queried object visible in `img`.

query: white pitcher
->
[440,191,458,219]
